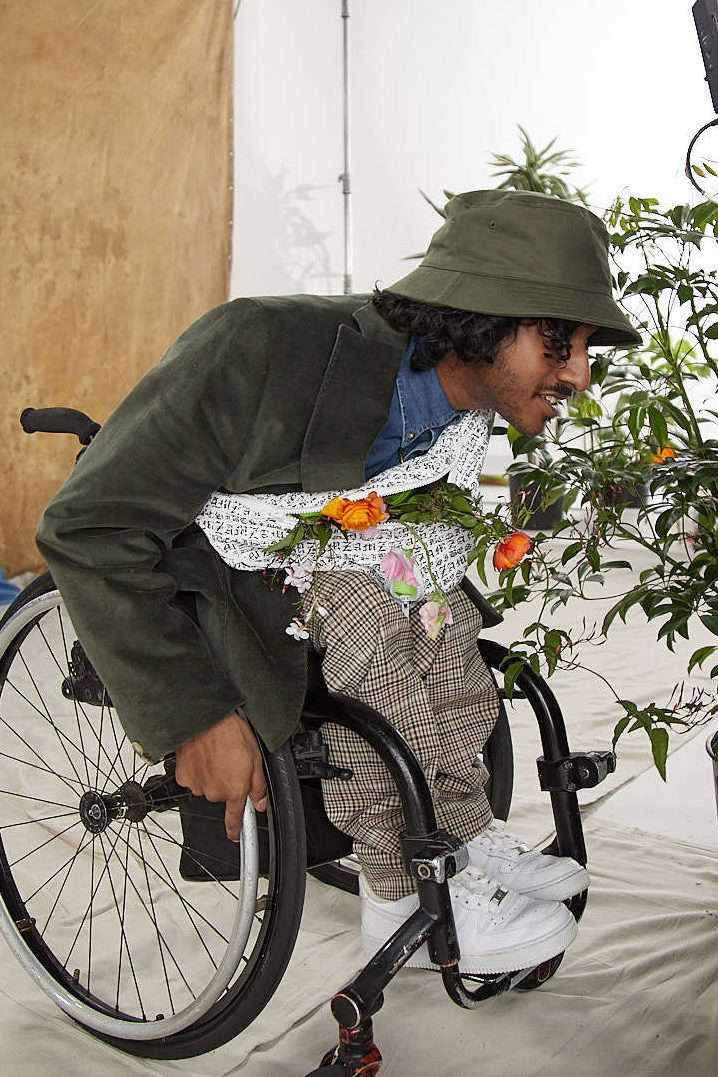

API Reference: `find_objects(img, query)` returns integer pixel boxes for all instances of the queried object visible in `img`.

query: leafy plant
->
[488,124,589,204]
[418,132,718,774]
[484,195,718,776]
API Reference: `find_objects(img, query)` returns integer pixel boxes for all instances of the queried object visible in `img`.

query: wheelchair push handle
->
[20,407,101,445]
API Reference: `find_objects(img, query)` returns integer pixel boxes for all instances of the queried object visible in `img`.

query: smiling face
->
[436,322,595,435]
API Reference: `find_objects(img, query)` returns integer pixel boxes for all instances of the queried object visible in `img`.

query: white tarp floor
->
[1,547,716,1076]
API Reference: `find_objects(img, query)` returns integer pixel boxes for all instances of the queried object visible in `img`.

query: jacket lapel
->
[300,301,407,491]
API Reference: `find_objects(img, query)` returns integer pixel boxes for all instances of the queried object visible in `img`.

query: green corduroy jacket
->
[37,294,411,762]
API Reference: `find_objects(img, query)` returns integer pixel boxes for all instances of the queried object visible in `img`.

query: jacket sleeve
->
[36,300,272,763]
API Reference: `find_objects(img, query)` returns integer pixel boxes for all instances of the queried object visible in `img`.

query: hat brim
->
[387,264,642,349]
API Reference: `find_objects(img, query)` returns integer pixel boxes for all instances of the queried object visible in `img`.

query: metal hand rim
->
[0,591,261,1040]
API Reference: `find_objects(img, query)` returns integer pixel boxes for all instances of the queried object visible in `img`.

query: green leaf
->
[648,406,668,449]
[561,540,584,565]
[649,727,668,781]
[314,522,333,556]
[501,659,524,700]
[544,629,563,676]
[687,645,718,673]
[699,612,718,635]
[612,714,632,748]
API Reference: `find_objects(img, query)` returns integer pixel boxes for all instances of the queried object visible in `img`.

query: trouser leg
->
[303,573,499,900]
[414,587,498,840]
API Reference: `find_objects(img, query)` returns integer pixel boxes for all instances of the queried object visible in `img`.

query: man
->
[37,190,640,974]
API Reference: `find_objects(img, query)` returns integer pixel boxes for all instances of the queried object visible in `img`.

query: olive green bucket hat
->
[388,190,641,348]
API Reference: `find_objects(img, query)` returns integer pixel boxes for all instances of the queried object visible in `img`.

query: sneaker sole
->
[362,914,578,975]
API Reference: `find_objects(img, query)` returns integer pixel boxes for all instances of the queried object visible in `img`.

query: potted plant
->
[476,194,718,779]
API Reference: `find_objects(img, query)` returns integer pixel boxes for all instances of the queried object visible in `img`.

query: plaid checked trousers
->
[303,573,500,899]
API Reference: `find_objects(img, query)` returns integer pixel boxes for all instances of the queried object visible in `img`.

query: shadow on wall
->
[235,165,339,294]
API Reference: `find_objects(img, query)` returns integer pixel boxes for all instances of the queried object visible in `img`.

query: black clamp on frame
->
[401,829,469,884]
[537,750,616,793]
[291,730,354,781]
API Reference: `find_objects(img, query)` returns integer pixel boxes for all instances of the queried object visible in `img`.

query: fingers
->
[224,796,246,843]
[225,764,267,842]
[249,765,268,814]
[173,710,268,842]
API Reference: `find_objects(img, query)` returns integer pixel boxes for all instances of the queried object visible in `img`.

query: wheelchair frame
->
[0,408,617,1076]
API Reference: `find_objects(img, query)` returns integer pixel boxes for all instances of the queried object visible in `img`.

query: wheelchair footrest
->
[537,750,616,792]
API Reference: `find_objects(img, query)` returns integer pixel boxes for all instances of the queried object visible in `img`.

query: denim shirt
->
[364,337,465,481]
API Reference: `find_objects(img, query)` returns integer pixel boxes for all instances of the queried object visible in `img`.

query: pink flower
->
[419,597,454,640]
[283,561,314,594]
[381,549,418,590]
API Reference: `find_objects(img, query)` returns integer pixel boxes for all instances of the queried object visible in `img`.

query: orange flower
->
[650,444,675,464]
[321,491,388,531]
[493,531,531,571]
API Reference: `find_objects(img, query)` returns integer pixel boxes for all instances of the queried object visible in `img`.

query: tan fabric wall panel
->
[2,1,233,575]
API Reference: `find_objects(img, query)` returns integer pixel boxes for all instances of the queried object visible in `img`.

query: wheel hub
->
[78,790,115,833]
[78,780,151,833]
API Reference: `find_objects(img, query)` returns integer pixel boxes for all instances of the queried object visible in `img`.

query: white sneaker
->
[463,819,589,901]
[360,871,577,975]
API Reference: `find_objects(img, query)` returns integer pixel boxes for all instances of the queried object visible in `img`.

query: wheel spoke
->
[0,748,85,791]
[1,810,78,829]
[54,614,93,790]
[0,788,77,811]
[97,829,146,1018]
[2,676,116,790]
[40,827,95,937]
[115,816,231,947]
[136,827,176,1016]
[115,820,133,1011]
[16,646,87,791]
[62,823,127,972]
[100,823,196,1003]
[143,813,241,902]
[35,617,129,788]
[9,817,84,868]
[0,704,88,801]
[136,820,223,966]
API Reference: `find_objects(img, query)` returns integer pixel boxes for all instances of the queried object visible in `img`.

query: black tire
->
[0,576,307,1058]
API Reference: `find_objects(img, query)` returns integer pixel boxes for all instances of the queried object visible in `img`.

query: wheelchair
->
[0,408,617,1076]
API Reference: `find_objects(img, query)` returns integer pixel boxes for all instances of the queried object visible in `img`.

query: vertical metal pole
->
[340,0,353,294]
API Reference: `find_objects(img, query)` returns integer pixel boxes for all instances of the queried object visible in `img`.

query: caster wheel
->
[304,1040,382,1075]
[516,951,564,990]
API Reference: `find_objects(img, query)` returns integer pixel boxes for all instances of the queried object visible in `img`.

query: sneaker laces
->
[479,820,533,855]
[450,870,506,909]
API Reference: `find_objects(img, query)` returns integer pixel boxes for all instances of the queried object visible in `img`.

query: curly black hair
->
[372,288,579,371]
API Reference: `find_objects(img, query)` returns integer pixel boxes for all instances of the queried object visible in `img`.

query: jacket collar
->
[300,301,408,491]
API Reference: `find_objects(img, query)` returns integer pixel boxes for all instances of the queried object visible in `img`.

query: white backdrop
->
[231,0,711,299]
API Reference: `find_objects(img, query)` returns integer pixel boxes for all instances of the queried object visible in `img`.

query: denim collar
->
[396,337,463,446]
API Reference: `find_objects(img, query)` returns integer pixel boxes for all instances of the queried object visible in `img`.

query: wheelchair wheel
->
[0,575,306,1058]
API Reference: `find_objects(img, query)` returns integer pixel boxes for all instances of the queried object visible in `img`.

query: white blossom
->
[285,618,310,640]
[284,560,314,594]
